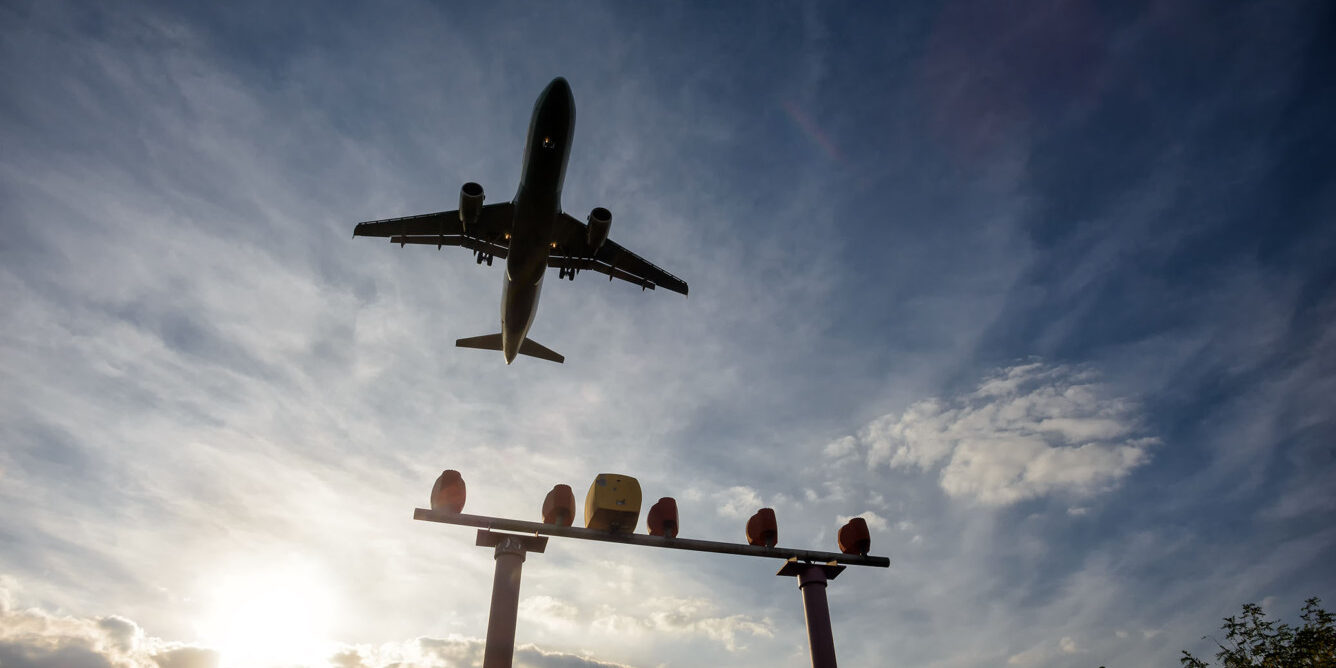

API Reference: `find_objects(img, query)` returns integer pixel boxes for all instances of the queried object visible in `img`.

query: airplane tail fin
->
[455,333,565,364]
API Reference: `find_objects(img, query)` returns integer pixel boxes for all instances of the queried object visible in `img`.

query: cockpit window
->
[542,136,555,149]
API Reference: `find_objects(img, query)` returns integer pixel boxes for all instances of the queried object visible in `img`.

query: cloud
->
[822,435,857,458]
[520,595,581,625]
[2,3,1333,668]
[332,636,630,668]
[857,362,1156,505]
[712,486,764,519]
[591,596,773,653]
[0,585,629,668]
[1005,635,1082,666]
[0,593,217,668]
[837,511,888,531]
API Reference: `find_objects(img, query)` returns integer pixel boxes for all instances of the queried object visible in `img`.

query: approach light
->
[584,473,641,533]
[837,517,871,556]
[430,470,466,513]
[746,508,778,548]
[542,484,576,526]
[646,497,679,538]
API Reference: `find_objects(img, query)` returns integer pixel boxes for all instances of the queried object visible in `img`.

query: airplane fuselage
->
[501,77,575,363]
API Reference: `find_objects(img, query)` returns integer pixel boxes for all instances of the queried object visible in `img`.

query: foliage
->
[1180,597,1336,667]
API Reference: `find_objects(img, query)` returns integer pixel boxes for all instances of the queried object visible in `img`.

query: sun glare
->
[197,558,339,667]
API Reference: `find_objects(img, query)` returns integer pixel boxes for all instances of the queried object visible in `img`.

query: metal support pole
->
[414,511,889,667]
[477,530,547,668]
[778,560,844,668]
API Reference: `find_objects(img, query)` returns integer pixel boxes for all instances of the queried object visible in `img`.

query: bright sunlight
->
[196,556,339,667]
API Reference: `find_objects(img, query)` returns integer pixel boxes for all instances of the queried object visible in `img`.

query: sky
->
[1,1,1333,667]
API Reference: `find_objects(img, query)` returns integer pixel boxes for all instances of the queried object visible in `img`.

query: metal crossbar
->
[413,508,890,568]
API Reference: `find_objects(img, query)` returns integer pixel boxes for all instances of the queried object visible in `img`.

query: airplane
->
[351,77,688,365]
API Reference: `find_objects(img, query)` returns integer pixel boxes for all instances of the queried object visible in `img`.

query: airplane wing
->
[550,212,689,296]
[352,203,514,257]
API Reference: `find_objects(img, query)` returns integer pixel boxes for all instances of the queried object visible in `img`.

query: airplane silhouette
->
[352,78,688,364]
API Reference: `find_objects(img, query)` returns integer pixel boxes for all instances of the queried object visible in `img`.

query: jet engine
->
[459,182,484,232]
[586,207,612,253]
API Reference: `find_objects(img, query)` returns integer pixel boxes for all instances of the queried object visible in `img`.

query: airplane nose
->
[544,77,572,105]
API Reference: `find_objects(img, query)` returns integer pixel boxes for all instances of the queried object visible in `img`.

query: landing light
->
[585,473,641,533]
[647,497,679,538]
[430,470,466,513]
[542,484,576,527]
[838,517,871,555]
[746,508,778,548]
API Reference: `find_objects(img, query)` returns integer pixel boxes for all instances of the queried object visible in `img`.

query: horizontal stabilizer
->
[455,333,504,351]
[454,333,565,364]
[519,337,564,364]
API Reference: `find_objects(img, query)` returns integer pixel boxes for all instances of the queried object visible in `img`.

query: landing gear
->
[475,251,493,266]
[558,267,577,281]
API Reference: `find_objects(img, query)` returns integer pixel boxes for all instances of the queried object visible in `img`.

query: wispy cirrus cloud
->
[3,2,1334,667]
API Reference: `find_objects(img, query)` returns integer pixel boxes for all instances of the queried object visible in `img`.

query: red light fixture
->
[647,497,679,538]
[746,508,778,547]
[837,517,870,555]
[542,484,576,526]
[430,470,466,513]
